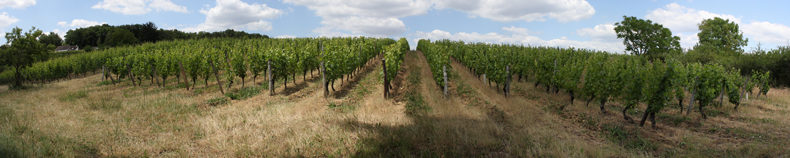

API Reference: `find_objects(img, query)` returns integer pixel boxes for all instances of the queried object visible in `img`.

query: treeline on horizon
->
[59,22,269,49]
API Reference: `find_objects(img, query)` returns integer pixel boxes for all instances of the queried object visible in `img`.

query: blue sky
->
[1,0,788,53]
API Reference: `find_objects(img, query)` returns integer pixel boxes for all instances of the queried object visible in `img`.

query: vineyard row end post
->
[102,65,106,82]
[382,59,388,98]
[210,60,224,94]
[506,65,510,97]
[443,65,447,98]
[268,59,273,96]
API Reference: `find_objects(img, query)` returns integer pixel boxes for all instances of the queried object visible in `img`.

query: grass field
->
[0,51,788,157]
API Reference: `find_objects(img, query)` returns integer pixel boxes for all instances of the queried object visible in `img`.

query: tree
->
[614,16,681,61]
[38,32,63,47]
[696,17,747,56]
[105,28,138,47]
[2,26,49,89]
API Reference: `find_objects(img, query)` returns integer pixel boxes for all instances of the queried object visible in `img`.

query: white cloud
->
[285,0,430,37]
[576,23,617,42]
[502,26,530,35]
[288,0,595,36]
[245,20,273,31]
[56,21,67,27]
[283,0,431,19]
[148,0,189,13]
[91,0,189,15]
[320,17,406,36]
[56,19,106,28]
[676,33,698,49]
[275,35,297,38]
[182,0,282,32]
[0,12,20,28]
[410,29,624,53]
[645,3,740,32]
[742,21,790,44]
[432,0,595,22]
[312,26,361,37]
[0,0,35,9]
[645,3,790,47]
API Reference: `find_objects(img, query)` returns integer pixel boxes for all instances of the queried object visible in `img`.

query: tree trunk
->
[678,98,684,114]
[650,112,657,128]
[569,90,575,105]
[13,65,22,88]
[639,106,650,127]
[586,96,596,107]
[127,64,136,86]
[269,59,273,95]
[209,60,224,94]
[150,65,160,87]
[719,81,725,106]
[383,59,388,98]
[699,103,707,119]
[686,77,699,115]
[179,62,188,90]
[756,79,765,99]
[599,98,607,114]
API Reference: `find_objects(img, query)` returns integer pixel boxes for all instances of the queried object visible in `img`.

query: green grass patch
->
[657,113,694,126]
[404,90,430,115]
[456,83,474,97]
[735,116,777,125]
[327,102,356,113]
[207,97,229,106]
[724,128,771,140]
[602,123,657,151]
[705,108,729,117]
[577,113,599,129]
[59,90,88,102]
[225,86,262,100]
[96,80,114,86]
[85,99,122,111]
[407,67,421,85]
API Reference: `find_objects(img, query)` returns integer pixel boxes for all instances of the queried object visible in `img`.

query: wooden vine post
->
[443,65,447,97]
[107,67,116,85]
[383,59,388,98]
[268,59,273,95]
[126,62,136,86]
[506,65,510,97]
[102,65,106,82]
[686,76,700,115]
[209,59,224,94]
[320,40,328,97]
[179,51,189,90]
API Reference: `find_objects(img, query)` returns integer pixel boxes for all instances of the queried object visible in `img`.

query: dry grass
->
[0,52,788,157]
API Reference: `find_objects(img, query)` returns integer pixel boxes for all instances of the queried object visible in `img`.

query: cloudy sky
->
[1,0,788,53]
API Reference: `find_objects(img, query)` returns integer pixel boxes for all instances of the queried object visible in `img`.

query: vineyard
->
[0,37,787,157]
[0,37,412,96]
[416,39,771,126]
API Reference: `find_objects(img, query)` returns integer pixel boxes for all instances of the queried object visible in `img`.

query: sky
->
[0,0,788,53]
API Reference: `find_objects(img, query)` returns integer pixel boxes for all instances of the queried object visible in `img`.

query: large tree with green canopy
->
[1,26,50,89]
[695,17,748,56]
[614,16,681,61]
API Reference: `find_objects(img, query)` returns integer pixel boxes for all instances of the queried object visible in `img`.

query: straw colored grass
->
[0,52,787,157]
